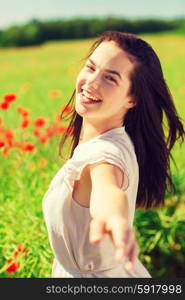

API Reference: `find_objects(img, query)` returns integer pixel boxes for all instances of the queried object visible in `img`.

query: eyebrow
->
[88,58,122,80]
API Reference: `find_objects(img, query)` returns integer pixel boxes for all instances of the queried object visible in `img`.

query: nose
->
[86,72,100,90]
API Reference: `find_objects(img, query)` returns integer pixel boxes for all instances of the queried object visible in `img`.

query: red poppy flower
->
[6,259,20,274]
[4,131,14,147]
[22,111,29,117]
[61,104,74,115]
[2,148,9,156]
[0,141,5,147]
[21,119,30,128]
[4,94,17,103]
[46,127,55,137]
[17,106,23,114]
[13,251,19,258]
[5,130,14,141]
[34,118,46,127]
[57,126,67,134]
[1,102,9,110]
[33,130,41,137]
[16,244,23,251]
[40,136,48,144]
[17,106,29,117]
[13,244,28,257]
[22,144,35,152]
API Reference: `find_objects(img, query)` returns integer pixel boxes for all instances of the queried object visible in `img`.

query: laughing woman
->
[42,31,185,278]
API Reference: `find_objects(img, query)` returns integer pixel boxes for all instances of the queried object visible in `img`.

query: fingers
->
[106,218,138,271]
[89,219,105,244]
[106,217,128,248]
[124,241,138,272]
[89,217,139,272]
[106,216,131,251]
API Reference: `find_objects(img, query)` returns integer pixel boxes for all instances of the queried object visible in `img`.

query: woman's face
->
[75,41,136,122]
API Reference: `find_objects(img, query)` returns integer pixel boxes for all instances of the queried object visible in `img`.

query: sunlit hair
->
[59,31,185,209]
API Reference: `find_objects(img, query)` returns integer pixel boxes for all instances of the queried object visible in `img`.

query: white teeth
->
[82,90,102,101]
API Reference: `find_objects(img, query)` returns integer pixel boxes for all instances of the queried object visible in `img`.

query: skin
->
[74,41,138,272]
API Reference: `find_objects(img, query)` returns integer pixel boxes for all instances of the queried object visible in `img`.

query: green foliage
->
[134,193,185,277]
[0,17,184,47]
[0,20,43,47]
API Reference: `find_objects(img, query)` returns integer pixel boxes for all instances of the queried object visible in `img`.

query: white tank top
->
[42,126,151,277]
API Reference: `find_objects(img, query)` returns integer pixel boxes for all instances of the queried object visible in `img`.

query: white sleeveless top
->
[42,126,151,278]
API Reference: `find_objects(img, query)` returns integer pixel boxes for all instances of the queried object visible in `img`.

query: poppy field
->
[0,34,185,277]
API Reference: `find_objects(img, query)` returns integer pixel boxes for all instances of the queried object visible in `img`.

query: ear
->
[127,99,136,109]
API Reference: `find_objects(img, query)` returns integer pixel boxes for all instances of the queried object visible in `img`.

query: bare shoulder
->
[88,161,124,189]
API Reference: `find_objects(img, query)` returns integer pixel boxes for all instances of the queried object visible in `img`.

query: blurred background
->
[0,0,185,278]
[0,0,185,46]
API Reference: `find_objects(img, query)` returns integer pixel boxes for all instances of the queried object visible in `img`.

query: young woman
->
[42,31,184,278]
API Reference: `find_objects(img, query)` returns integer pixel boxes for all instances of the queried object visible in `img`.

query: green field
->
[0,34,185,277]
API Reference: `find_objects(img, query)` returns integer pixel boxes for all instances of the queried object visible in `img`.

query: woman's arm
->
[88,161,138,272]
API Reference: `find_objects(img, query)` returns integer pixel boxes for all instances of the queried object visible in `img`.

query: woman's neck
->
[79,120,124,144]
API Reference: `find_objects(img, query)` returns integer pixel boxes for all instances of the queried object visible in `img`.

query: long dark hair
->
[59,31,185,210]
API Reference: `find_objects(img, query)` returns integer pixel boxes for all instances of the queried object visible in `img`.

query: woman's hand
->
[89,215,139,272]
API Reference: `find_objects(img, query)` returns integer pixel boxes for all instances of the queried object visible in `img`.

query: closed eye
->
[85,64,94,71]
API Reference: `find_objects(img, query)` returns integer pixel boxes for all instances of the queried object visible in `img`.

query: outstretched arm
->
[88,161,138,272]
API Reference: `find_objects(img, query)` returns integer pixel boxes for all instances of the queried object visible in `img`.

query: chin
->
[74,103,86,116]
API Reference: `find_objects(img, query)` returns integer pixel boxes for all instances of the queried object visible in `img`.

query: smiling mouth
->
[80,89,103,102]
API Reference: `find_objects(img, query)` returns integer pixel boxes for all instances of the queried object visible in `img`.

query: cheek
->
[76,70,84,86]
[104,86,121,100]
[105,90,125,108]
